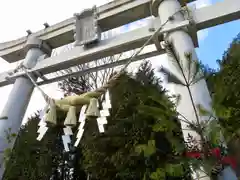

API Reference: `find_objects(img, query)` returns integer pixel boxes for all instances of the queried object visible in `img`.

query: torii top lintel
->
[0,0,195,63]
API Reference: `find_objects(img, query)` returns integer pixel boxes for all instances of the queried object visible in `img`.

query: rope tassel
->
[64,106,77,127]
[45,99,57,126]
[86,98,100,118]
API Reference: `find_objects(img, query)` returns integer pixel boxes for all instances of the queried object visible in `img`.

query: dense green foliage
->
[4,62,188,180]
[205,33,240,166]
[3,114,62,180]
[211,33,240,132]
[78,62,189,179]
[199,33,240,141]
[4,32,240,179]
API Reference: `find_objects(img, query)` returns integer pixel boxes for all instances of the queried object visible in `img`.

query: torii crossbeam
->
[0,0,239,87]
[0,0,239,179]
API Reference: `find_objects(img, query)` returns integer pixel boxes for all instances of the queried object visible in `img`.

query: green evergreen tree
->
[3,113,62,180]
[204,33,240,175]
[78,62,189,179]
[4,61,189,180]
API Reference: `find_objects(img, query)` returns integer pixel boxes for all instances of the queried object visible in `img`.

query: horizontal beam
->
[0,19,189,87]
[14,0,240,73]
[0,0,194,63]
[0,71,15,87]
[194,0,240,30]
[0,0,239,87]
[37,50,161,86]
[23,20,190,75]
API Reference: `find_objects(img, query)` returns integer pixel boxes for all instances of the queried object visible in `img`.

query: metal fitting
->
[151,0,164,17]
[151,0,187,17]
[43,23,50,28]
[25,36,52,56]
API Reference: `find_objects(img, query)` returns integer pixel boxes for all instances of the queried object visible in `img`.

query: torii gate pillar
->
[155,0,212,146]
[153,0,237,179]
[0,37,51,178]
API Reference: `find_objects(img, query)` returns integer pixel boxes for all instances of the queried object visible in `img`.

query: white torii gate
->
[0,0,239,179]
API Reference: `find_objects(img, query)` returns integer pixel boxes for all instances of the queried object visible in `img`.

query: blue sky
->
[124,0,240,70]
[196,0,240,69]
[196,19,240,69]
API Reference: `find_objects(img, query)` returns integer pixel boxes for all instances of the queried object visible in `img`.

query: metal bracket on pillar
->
[152,0,163,17]
[183,5,199,48]
[23,36,52,68]
[150,19,192,51]
[148,17,164,51]
[152,32,164,52]
[151,0,187,17]
[33,71,48,81]
[151,0,199,48]
[5,37,51,83]
[73,6,101,47]
[37,54,49,62]
[25,36,52,57]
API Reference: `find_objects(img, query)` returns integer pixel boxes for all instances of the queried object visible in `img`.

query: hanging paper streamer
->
[97,117,107,133]
[64,126,73,135]
[97,116,107,133]
[77,128,85,139]
[96,90,112,133]
[37,104,49,141]
[76,128,85,145]
[74,90,112,145]
[97,116,108,125]
[39,110,45,120]
[37,126,48,141]
[79,105,87,122]
[103,90,111,109]
[97,100,100,108]
[102,100,111,109]
[38,114,47,127]
[105,90,110,101]
[98,124,105,133]
[39,103,49,121]
[74,105,87,147]
[78,120,85,130]
[62,135,71,152]
[74,124,85,147]
[100,109,110,117]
